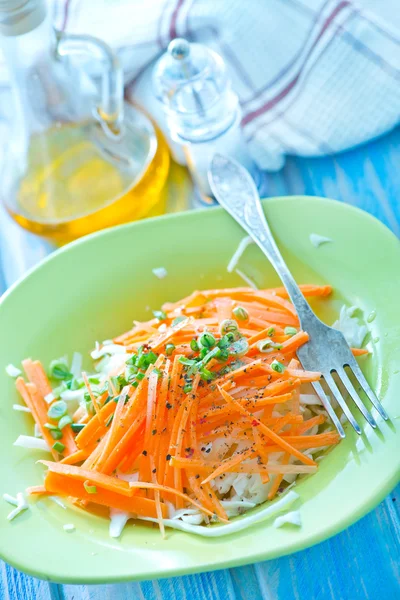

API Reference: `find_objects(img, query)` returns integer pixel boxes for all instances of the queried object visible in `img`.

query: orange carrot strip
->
[60,446,97,465]
[44,471,167,518]
[26,485,48,495]
[351,348,369,356]
[39,461,134,496]
[82,372,101,418]
[75,400,116,449]
[218,387,316,466]
[129,482,216,519]
[201,447,256,484]
[279,331,309,354]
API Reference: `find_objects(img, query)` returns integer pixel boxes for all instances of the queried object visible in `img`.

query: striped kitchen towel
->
[52,0,400,169]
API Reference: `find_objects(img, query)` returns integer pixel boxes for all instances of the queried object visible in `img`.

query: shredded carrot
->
[15,284,347,533]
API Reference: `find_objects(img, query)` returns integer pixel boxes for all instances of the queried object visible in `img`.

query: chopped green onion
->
[228,337,249,357]
[88,376,100,385]
[44,422,59,430]
[48,358,72,381]
[47,400,68,421]
[50,429,63,440]
[183,383,193,394]
[271,360,286,373]
[137,351,158,370]
[136,372,145,381]
[52,382,68,397]
[179,357,197,367]
[267,327,275,337]
[117,374,128,388]
[83,480,97,494]
[284,327,298,336]
[199,332,216,349]
[218,348,230,361]
[52,441,65,453]
[165,343,175,356]
[66,378,82,391]
[172,315,187,327]
[190,339,199,352]
[153,368,162,378]
[153,310,167,321]
[258,339,272,352]
[58,415,73,430]
[71,423,85,433]
[199,348,208,359]
[233,306,248,321]
[220,319,239,335]
[199,367,214,382]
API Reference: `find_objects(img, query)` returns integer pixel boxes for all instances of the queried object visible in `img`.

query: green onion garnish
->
[183,383,193,394]
[50,429,63,440]
[258,339,272,352]
[233,306,248,321]
[47,400,68,421]
[172,316,187,327]
[267,327,275,337]
[199,332,216,349]
[52,441,65,453]
[284,327,298,336]
[220,319,239,335]
[165,343,175,356]
[58,415,73,430]
[271,360,285,373]
[71,423,85,433]
[83,480,97,494]
[153,310,167,321]
[153,368,162,378]
[48,358,72,381]
[190,339,199,352]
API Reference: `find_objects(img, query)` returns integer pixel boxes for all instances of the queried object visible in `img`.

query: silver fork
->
[208,154,389,437]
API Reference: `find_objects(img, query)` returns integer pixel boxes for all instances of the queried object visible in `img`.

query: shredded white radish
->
[109,508,130,538]
[152,267,168,279]
[273,510,302,528]
[12,404,31,413]
[5,364,22,378]
[309,233,333,248]
[14,435,51,452]
[63,523,76,532]
[34,424,42,438]
[91,343,127,360]
[60,389,85,402]
[44,392,55,404]
[300,394,323,406]
[235,268,258,290]
[3,493,18,506]
[333,305,368,348]
[137,491,299,537]
[70,352,83,378]
[227,236,254,272]
[7,492,28,521]
[49,496,67,509]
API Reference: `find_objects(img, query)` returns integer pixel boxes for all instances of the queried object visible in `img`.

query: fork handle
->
[209,156,314,328]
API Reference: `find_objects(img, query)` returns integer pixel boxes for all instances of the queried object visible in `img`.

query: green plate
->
[0,197,399,584]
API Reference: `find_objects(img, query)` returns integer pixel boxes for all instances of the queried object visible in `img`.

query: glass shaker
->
[0,0,169,244]
[153,38,266,206]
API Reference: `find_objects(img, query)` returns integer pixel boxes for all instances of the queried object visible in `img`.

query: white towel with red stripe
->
[52,0,400,169]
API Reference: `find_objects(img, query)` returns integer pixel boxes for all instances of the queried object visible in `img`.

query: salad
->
[8,285,368,537]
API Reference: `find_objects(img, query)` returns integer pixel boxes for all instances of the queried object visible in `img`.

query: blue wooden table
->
[0,127,399,600]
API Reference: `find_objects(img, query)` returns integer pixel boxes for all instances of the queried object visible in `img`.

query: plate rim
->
[0,195,399,583]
